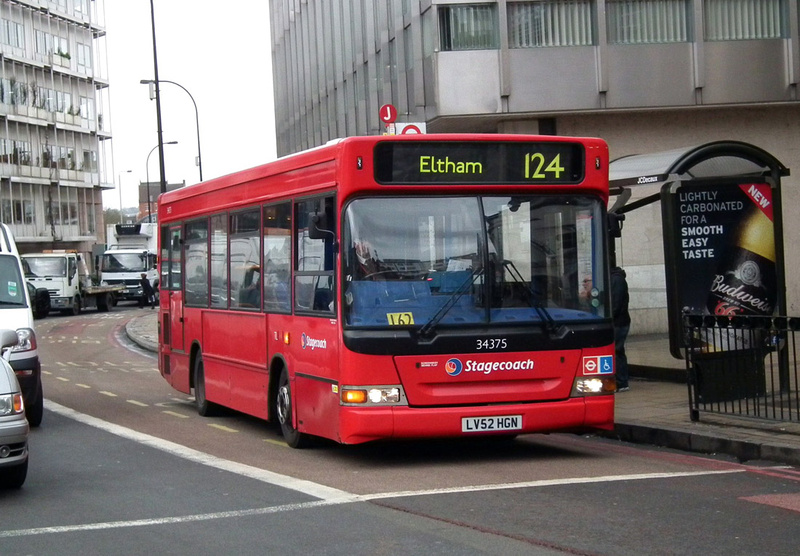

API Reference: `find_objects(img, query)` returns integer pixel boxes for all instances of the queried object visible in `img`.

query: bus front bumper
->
[337,395,614,445]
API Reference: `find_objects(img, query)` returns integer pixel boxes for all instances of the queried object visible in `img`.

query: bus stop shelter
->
[608,141,795,419]
[608,140,789,356]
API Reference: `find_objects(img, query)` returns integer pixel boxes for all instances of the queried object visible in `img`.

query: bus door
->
[166,225,185,352]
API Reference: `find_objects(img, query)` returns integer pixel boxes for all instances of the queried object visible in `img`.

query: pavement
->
[125,312,800,465]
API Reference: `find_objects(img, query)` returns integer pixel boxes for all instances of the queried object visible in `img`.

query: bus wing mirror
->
[308,211,330,240]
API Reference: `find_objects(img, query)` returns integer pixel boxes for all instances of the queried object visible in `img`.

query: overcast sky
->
[102,2,276,210]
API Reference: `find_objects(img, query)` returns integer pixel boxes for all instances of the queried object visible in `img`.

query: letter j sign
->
[380,104,397,124]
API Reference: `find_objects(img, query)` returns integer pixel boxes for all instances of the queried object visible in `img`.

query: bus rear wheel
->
[276,368,310,448]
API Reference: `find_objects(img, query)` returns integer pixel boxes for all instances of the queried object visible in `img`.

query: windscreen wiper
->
[502,260,562,335]
[418,267,481,338]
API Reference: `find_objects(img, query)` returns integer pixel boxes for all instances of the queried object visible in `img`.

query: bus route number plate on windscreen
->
[462,415,523,433]
[387,312,415,325]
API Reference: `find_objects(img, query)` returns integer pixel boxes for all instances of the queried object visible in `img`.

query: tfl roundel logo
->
[445,358,463,377]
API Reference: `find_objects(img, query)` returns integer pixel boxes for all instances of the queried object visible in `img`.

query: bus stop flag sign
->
[380,104,397,124]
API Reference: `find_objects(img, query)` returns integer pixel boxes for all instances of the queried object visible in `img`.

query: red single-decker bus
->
[157,134,616,447]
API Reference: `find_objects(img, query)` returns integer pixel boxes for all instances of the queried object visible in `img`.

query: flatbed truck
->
[21,251,125,315]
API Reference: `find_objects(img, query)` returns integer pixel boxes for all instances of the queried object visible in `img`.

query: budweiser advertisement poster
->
[669,182,777,334]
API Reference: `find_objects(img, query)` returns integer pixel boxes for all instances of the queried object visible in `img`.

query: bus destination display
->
[374,141,585,185]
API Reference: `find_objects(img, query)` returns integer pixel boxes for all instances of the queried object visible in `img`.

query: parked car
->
[0,223,43,427]
[0,328,29,489]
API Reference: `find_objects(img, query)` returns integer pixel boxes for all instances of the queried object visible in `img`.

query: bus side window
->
[313,275,334,310]
[263,203,292,313]
[294,195,335,314]
[238,265,261,308]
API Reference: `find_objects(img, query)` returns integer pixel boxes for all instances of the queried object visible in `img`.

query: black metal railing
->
[683,314,800,423]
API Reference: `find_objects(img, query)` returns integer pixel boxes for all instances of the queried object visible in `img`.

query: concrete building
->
[270,0,800,333]
[0,0,112,257]
[136,180,184,224]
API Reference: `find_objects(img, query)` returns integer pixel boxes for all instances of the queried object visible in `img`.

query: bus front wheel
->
[193,354,219,417]
[277,368,310,448]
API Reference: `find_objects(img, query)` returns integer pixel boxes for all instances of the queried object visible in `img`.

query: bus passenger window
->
[238,265,261,307]
[229,209,261,310]
[263,202,291,313]
[294,195,335,314]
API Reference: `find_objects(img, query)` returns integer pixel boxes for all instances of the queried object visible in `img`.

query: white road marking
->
[8,400,746,541]
[0,500,344,538]
[44,400,351,501]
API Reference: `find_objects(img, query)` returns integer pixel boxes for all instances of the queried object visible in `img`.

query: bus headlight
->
[341,386,406,406]
[572,377,616,396]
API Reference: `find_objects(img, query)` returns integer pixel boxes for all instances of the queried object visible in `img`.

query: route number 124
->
[524,153,564,180]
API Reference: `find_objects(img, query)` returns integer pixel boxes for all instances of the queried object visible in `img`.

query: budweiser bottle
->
[701,206,776,351]
[706,207,776,318]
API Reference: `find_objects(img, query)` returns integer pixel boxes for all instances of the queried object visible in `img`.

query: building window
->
[607,0,690,44]
[0,199,34,225]
[705,0,785,40]
[37,86,54,110]
[82,150,97,171]
[1,19,24,49]
[55,90,72,113]
[508,1,594,48]
[76,43,92,73]
[1,78,28,106]
[57,201,78,226]
[74,0,90,19]
[80,96,95,119]
[35,30,69,58]
[439,4,499,51]
[0,139,31,166]
[57,147,75,170]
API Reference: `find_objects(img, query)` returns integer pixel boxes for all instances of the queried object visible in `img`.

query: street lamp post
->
[146,141,177,222]
[141,78,203,182]
[148,0,167,195]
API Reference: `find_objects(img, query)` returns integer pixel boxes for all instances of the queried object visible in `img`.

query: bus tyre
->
[193,354,219,417]
[277,368,310,448]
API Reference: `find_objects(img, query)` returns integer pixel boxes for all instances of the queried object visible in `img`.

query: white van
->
[0,224,43,426]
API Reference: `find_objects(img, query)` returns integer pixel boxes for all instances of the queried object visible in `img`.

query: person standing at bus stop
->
[139,272,155,309]
[610,266,631,392]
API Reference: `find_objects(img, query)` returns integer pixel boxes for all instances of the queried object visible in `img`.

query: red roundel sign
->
[379,104,397,124]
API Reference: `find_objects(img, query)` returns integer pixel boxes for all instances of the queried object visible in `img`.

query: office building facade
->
[270,0,799,331]
[0,0,112,255]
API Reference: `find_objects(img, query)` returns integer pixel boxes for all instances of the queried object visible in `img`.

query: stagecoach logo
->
[445,358,463,376]
[301,333,327,350]
[445,357,534,377]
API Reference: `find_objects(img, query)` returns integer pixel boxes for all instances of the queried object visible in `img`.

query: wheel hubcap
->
[277,385,291,426]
